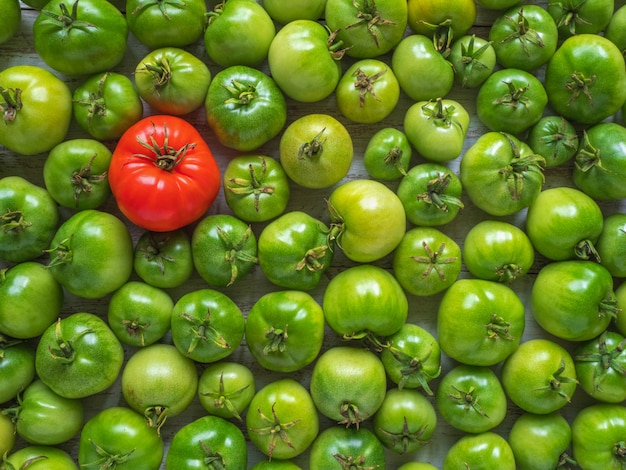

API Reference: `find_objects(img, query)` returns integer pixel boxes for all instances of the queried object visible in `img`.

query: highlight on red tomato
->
[108,115,221,232]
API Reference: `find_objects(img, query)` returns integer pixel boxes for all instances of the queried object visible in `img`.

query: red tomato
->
[108,115,221,232]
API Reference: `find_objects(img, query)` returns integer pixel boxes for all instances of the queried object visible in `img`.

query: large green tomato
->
[309,426,386,469]
[443,432,515,470]
[0,65,72,155]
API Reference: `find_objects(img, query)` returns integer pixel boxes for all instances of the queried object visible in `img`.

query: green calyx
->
[575,332,626,392]
[416,172,464,213]
[225,157,275,213]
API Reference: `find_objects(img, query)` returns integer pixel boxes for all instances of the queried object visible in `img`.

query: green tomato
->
[335,59,400,124]
[309,426,386,469]
[509,412,574,470]
[443,432,515,470]
[262,0,326,23]
[246,379,319,460]
[572,403,626,470]
[107,281,173,347]
[407,0,476,45]
[323,264,408,339]
[404,97,470,163]
[245,290,325,373]
[0,262,63,339]
[166,415,247,469]
[605,4,626,53]
[0,412,15,456]
[206,65,287,152]
[135,47,212,116]
[43,139,112,210]
[396,163,464,227]
[527,115,579,168]
[191,214,258,288]
[0,337,36,404]
[46,209,134,299]
[197,362,255,421]
[0,0,20,46]
[170,289,245,363]
[204,0,275,67]
[438,279,525,366]
[0,65,72,156]
[133,229,194,289]
[279,113,353,189]
[72,71,143,141]
[223,155,290,223]
[435,364,507,434]
[531,260,618,342]
[257,211,333,291]
[268,19,343,103]
[5,445,78,470]
[448,34,496,88]
[392,226,462,297]
[363,127,412,181]
[327,178,406,263]
[615,282,626,336]
[501,338,578,414]
[33,0,128,76]
[310,346,387,427]
[35,313,124,399]
[462,219,535,283]
[547,0,613,37]
[596,213,626,278]
[373,387,437,454]
[126,0,206,49]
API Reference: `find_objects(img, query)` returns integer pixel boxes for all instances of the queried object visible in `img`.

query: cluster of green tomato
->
[1,0,626,468]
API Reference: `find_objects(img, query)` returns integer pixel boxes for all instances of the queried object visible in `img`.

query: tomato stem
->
[565,71,596,106]
[70,153,108,208]
[485,313,515,341]
[446,385,489,417]
[121,317,151,347]
[352,67,386,107]
[222,80,257,106]
[225,157,275,214]
[573,239,601,263]
[178,309,230,356]
[133,121,197,171]
[411,241,459,281]
[87,438,136,468]
[71,71,109,130]
[417,18,454,56]
[199,372,250,421]
[136,232,176,275]
[45,236,74,268]
[0,86,22,123]
[298,127,327,159]
[498,7,545,56]
[498,132,545,201]
[250,402,301,460]
[457,35,494,88]
[216,223,258,287]
[1,208,32,233]
[345,0,397,49]
[375,416,430,453]
[416,172,464,213]
[296,245,330,273]
[39,0,96,33]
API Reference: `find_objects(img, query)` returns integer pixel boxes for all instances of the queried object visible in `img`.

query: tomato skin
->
[509,412,573,470]
[127,0,206,49]
[47,209,134,299]
[279,113,354,189]
[435,364,507,434]
[0,338,36,404]
[615,282,626,337]
[545,34,626,125]
[404,98,469,163]
[9,379,84,446]
[310,346,387,427]
[476,68,548,135]
[373,387,437,454]
[309,426,386,469]
[72,71,143,141]
[527,115,579,168]
[121,343,198,430]
[204,0,275,67]
[191,214,258,288]
[245,290,324,373]
[437,279,525,366]
[170,289,245,363]
[135,47,212,116]
[462,131,545,216]
[223,155,290,223]
[43,139,112,210]
[107,281,173,347]
[526,186,603,262]
[392,226,462,297]
[78,406,164,470]
[573,122,626,201]
[396,163,463,227]
[327,179,406,263]
[547,0,614,37]
[335,59,400,124]
[462,219,534,283]
[258,211,333,291]
[0,0,20,45]
[109,115,221,232]
[596,213,626,278]
[572,403,626,470]
[363,127,413,181]
[407,0,477,41]
[246,379,319,460]
[489,5,559,71]
[502,338,578,414]
[6,445,78,470]
[206,66,287,152]
[605,4,626,53]
[33,0,128,76]
[325,0,408,59]
[166,415,248,470]
[0,262,63,339]
[262,0,326,23]
[0,65,72,156]
[0,412,15,456]
[448,34,496,89]
[268,19,343,103]
[443,432,515,470]
[197,362,255,420]
[35,313,124,399]
[392,34,454,101]
[133,229,194,289]
[323,264,408,338]
[532,260,618,342]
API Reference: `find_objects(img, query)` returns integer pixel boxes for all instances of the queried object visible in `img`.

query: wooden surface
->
[1,1,625,468]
